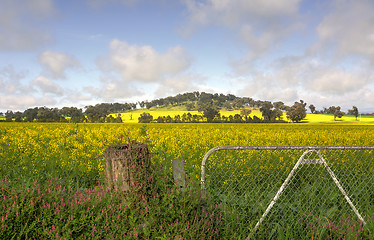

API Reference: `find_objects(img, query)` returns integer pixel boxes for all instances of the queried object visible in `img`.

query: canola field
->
[1,122,374,238]
[1,122,374,184]
[110,109,374,124]
[0,121,373,194]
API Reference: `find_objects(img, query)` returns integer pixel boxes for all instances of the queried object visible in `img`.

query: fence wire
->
[201,146,374,239]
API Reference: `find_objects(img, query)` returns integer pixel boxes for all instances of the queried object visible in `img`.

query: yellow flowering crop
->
[1,122,373,183]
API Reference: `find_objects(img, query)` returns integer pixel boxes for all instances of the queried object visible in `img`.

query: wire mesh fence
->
[201,146,374,239]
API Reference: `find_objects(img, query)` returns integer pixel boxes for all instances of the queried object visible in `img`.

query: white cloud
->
[0,0,55,50]
[0,66,65,111]
[0,65,31,94]
[94,39,202,100]
[39,50,81,79]
[0,94,57,112]
[301,87,374,112]
[236,53,374,108]
[180,0,374,111]
[32,76,63,95]
[182,0,303,73]
[291,57,374,96]
[84,77,143,101]
[307,69,370,95]
[183,0,300,28]
[156,73,206,96]
[104,39,191,82]
[64,92,92,103]
[314,0,374,62]
[237,71,299,103]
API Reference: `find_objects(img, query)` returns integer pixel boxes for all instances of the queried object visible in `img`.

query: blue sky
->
[1,0,374,113]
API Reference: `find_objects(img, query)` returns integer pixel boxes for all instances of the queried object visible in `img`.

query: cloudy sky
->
[1,0,374,113]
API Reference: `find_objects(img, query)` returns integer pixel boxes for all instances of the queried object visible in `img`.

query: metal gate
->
[200,146,374,239]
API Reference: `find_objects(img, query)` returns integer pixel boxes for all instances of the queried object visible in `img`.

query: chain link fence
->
[201,146,374,239]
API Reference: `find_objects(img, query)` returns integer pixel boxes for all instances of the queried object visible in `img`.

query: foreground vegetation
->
[1,122,374,239]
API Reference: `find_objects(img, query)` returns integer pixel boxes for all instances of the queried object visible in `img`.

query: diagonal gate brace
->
[247,149,366,239]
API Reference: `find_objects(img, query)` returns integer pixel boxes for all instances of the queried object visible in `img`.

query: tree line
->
[139,100,360,124]
[138,100,307,123]
[0,103,135,123]
[138,110,268,123]
[0,91,361,123]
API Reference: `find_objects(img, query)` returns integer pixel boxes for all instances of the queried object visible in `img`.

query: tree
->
[5,110,14,122]
[326,106,340,115]
[166,115,173,123]
[309,104,316,114]
[273,108,283,121]
[84,104,109,122]
[232,98,244,109]
[298,99,307,108]
[145,101,155,109]
[333,106,344,121]
[273,101,287,111]
[23,107,39,122]
[231,114,243,123]
[139,101,146,108]
[115,116,123,123]
[35,107,60,122]
[138,112,153,123]
[240,108,252,121]
[156,116,165,123]
[61,107,84,123]
[286,103,307,123]
[186,103,195,111]
[14,111,23,122]
[223,102,232,110]
[174,114,181,123]
[105,116,115,123]
[202,106,219,123]
[260,101,275,121]
[348,106,359,120]
[252,115,261,123]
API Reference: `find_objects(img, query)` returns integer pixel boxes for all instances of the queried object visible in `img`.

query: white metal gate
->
[201,146,374,239]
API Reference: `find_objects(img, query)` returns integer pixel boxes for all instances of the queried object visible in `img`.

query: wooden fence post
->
[104,142,152,192]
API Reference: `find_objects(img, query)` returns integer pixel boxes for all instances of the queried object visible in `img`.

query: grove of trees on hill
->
[0,91,360,123]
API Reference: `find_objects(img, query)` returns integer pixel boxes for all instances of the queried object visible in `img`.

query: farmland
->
[109,109,374,124]
[1,122,374,239]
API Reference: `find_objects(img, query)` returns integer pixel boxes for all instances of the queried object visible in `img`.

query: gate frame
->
[201,145,374,238]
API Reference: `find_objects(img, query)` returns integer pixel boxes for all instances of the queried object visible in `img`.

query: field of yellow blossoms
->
[1,122,374,239]
[1,122,374,183]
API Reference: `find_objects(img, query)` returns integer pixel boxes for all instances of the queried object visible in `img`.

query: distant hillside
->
[2,91,370,123]
[135,91,260,111]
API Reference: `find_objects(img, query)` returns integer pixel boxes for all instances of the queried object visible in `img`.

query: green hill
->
[2,91,373,124]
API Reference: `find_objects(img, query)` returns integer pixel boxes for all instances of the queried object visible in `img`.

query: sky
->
[1,0,374,113]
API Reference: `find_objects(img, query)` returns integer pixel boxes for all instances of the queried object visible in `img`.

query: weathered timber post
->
[172,158,186,191]
[104,141,152,192]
